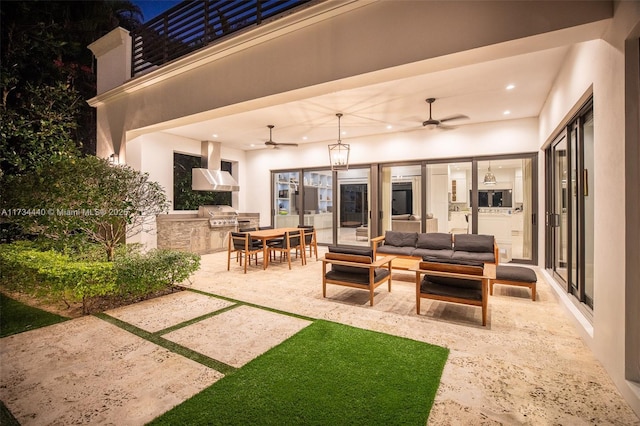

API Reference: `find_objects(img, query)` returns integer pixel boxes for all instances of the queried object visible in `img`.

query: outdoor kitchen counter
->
[157,212,260,254]
[156,214,214,254]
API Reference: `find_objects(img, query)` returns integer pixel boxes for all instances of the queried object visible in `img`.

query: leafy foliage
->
[114,249,201,296]
[0,242,201,314]
[1,156,170,260]
[0,1,143,175]
[0,242,115,314]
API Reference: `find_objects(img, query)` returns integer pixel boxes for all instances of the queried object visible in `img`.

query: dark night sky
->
[132,0,182,22]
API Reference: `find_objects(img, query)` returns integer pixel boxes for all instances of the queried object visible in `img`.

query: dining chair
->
[227,231,263,273]
[268,230,306,269]
[298,225,318,260]
[258,226,280,260]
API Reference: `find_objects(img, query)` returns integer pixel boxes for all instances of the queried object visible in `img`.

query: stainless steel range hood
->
[192,141,239,192]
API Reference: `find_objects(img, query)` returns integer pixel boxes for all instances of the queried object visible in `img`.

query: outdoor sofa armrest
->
[323,253,393,267]
[370,235,386,258]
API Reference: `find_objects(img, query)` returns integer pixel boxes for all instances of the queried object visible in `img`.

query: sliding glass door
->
[477,157,536,263]
[302,170,333,245]
[424,161,473,235]
[337,168,370,246]
[546,98,593,309]
[548,134,569,282]
[381,164,423,234]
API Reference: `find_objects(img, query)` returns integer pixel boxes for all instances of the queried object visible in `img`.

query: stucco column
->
[88,27,131,161]
[88,27,131,95]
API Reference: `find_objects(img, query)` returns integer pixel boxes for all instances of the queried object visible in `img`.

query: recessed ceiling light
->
[503,110,511,115]
[250,143,255,147]
[342,131,347,136]
[386,125,393,130]
[302,136,308,140]
[212,134,218,138]
[506,84,515,90]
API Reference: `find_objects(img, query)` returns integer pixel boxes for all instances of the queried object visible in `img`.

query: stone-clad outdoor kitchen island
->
[157,212,259,254]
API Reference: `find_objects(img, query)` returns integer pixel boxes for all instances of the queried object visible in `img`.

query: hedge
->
[0,243,201,314]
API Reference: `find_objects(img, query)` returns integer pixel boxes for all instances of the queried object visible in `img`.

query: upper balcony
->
[131,0,315,77]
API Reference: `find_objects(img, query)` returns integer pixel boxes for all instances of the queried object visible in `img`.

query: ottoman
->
[490,265,537,301]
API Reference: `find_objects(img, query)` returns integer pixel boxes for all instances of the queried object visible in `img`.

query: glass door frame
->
[545,131,570,288]
[544,97,594,309]
[472,153,539,265]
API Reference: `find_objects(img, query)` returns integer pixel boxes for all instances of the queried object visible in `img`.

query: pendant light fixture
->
[328,113,350,171]
[483,161,497,185]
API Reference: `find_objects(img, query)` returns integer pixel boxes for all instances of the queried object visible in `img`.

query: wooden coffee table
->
[390,257,421,270]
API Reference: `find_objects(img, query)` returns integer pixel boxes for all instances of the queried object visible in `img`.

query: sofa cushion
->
[495,265,537,283]
[419,253,483,267]
[416,232,452,250]
[420,275,483,300]
[412,248,454,261]
[451,250,496,263]
[328,246,374,274]
[325,268,391,285]
[328,245,373,258]
[384,231,418,247]
[454,234,494,253]
[377,245,416,257]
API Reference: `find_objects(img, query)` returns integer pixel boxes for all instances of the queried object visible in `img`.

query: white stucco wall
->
[537,1,640,412]
[242,117,539,229]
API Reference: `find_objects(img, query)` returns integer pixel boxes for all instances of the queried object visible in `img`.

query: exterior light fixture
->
[109,153,119,165]
[328,113,350,171]
[483,162,497,185]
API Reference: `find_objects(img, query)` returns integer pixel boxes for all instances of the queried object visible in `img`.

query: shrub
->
[0,242,115,313]
[0,243,200,314]
[113,249,200,297]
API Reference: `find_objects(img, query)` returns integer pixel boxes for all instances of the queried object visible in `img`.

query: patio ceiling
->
[162,45,571,151]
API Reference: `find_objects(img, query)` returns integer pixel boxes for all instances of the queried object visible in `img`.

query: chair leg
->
[322,276,327,298]
[531,284,536,301]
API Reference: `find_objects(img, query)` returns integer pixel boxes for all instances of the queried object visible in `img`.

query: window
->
[173,153,232,210]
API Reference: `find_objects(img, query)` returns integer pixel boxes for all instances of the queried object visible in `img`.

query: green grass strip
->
[150,320,449,425]
[94,312,236,375]
[154,303,239,336]
[0,292,69,338]
[185,288,316,322]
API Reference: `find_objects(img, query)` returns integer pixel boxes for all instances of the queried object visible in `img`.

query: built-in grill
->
[198,205,239,229]
[157,207,259,255]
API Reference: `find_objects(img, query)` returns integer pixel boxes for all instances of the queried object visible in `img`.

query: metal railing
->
[131,0,313,77]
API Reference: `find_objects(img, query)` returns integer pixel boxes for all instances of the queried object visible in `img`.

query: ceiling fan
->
[422,98,469,129]
[264,125,298,149]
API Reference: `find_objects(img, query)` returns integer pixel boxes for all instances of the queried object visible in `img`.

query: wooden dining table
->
[242,227,302,269]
